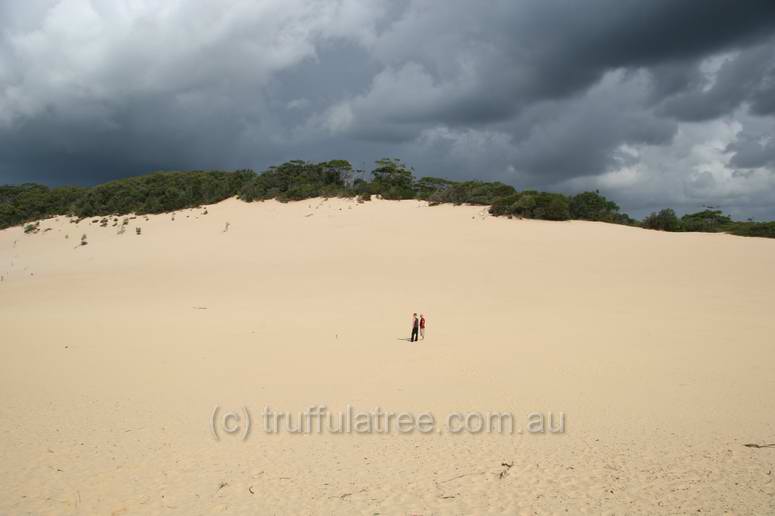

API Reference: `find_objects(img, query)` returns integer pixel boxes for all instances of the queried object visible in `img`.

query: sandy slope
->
[1,197,774,515]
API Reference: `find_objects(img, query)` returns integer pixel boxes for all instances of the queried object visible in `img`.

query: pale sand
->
[1,197,774,515]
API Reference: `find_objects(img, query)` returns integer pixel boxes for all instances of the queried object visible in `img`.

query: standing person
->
[410,313,419,342]
[419,314,426,340]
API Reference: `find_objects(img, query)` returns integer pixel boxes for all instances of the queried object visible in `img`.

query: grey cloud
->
[655,39,775,121]
[727,116,775,170]
[358,0,775,126]
[730,139,775,170]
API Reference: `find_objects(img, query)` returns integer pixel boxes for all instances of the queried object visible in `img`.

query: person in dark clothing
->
[410,313,419,342]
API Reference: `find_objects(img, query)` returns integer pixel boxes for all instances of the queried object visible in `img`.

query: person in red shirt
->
[419,314,426,340]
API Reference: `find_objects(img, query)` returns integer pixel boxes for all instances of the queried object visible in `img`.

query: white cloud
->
[0,0,387,127]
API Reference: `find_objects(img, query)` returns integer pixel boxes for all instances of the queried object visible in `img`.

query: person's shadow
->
[397,337,411,342]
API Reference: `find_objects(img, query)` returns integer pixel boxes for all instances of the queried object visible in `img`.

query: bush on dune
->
[74,170,255,217]
[1,158,773,239]
[727,221,775,238]
[369,158,415,200]
[0,184,85,228]
[427,181,516,206]
[488,191,571,220]
[679,210,732,233]
[642,208,681,232]
[239,160,352,202]
[414,177,456,201]
[569,191,621,222]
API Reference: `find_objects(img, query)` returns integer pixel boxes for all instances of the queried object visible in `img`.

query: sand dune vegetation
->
[2,159,774,238]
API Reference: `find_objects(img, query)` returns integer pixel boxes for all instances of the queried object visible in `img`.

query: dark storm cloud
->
[1,0,775,216]
[500,72,678,183]
[654,38,775,122]
[352,0,775,128]
[730,139,775,170]
[727,120,775,170]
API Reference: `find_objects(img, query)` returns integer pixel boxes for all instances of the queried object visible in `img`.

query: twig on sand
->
[193,306,208,310]
[498,461,514,479]
[744,443,775,449]
[439,471,484,484]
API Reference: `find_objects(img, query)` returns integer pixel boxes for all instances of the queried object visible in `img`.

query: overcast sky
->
[2,1,775,218]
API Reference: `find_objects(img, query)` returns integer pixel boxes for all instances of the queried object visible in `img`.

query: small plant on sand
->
[136,226,142,235]
[24,222,40,234]
[80,234,88,246]
[117,218,129,234]
[223,222,230,232]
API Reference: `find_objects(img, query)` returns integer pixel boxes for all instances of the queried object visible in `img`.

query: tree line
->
[1,158,773,238]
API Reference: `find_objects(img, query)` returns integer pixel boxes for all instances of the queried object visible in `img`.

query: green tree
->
[680,210,732,232]
[415,177,455,200]
[642,208,681,231]
[370,158,415,199]
[569,191,621,221]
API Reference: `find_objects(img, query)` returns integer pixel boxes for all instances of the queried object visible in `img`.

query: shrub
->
[727,221,775,239]
[513,194,536,216]
[489,193,521,216]
[428,181,516,205]
[642,208,681,231]
[414,177,455,200]
[1,185,84,230]
[680,210,732,232]
[542,195,571,221]
[569,191,621,222]
[487,191,570,220]
[369,158,415,199]
[74,170,255,217]
[239,160,351,202]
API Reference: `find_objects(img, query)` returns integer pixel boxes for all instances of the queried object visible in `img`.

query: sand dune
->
[1,197,774,515]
